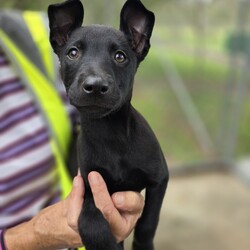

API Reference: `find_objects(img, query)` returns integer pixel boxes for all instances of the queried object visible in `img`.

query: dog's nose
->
[82,76,109,95]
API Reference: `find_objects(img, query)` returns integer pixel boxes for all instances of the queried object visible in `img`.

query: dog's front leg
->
[78,192,122,250]
[132,177,168,250]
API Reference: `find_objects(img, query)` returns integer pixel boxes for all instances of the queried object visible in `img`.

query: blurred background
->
[1,0,250,249]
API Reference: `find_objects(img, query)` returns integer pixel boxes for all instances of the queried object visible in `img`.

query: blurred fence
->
[132,0,250,181]
[149,0,250,181]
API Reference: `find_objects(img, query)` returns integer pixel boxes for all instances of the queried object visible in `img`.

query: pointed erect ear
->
[48,0,84,54]
[120,0,155,62]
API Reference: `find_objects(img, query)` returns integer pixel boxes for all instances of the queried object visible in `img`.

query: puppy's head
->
[48,0,154,118]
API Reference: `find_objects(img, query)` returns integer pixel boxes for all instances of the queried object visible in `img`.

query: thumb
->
[67,173,85,231]
[88,172,126,238]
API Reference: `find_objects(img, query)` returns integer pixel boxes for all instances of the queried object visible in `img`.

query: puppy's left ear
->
[48,0,84,54]
[120,0,155,62]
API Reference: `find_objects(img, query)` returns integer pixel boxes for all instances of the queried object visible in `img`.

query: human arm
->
[2,172,144,250]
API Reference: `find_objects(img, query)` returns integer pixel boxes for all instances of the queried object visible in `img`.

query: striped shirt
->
[0,48,77,235]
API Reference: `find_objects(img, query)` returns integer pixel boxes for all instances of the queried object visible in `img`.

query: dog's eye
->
[67,47,79,60]
[114,51,127,63]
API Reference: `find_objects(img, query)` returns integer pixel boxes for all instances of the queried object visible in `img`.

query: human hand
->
[4,173,84,250]
[4,171,144,249]
[89,171,145,243]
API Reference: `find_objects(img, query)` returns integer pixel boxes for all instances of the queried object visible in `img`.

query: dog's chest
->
[77,108,162,193]
[78,133,150,193]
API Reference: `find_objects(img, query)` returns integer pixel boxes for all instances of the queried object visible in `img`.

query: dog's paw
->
[78,203,120,250]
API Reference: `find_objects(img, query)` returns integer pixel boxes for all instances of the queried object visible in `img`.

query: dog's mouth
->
[76,104,109,112]
[68,87,122,118]
[71,101,116,118]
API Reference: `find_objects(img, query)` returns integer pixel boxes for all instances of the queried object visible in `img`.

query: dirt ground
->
[125,171,250,250]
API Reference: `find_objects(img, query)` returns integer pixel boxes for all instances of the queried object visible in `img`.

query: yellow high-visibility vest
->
[0,11,72,199]
[0,12,86,249]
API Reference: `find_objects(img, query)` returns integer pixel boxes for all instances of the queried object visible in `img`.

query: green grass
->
[131,27,250,165]
[154,25,231,53]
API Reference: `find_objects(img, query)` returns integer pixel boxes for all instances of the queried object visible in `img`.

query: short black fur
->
[48,0,169,249]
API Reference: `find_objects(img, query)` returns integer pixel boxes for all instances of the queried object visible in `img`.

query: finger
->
[112,191,144,214]
[88,172,123,227]
[67,175,85,231]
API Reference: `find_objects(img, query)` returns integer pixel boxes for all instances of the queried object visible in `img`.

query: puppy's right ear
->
[48,0,84,54]
[120,0,155,62]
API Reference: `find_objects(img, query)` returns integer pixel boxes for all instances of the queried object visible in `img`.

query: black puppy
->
[48,0,169,249]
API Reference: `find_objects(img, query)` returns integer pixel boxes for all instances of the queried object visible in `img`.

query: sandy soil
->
[125,171,250,250]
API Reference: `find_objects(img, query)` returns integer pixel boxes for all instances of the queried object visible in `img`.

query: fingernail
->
[89,172,99,185]
[73,176,80,187]
[114,193,124,206]
[77,168,81,176]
